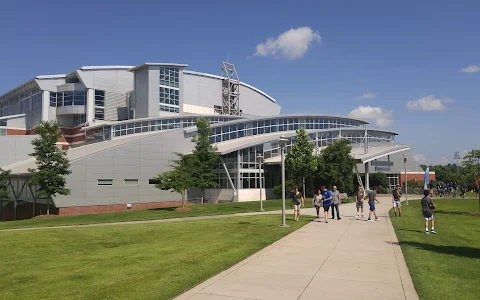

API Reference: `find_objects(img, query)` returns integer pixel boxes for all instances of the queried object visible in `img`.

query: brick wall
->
[399,173,436,186]
[58,201,183,216]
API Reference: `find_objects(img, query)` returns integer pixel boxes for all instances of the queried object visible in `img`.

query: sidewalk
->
[175,196,419,300]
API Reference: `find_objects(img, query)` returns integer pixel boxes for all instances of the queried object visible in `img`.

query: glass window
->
[97,179,113,186]
[64,92,73,106]
[95,108,104,120]
[95,90,105,107]
[74,91,86,105]
[124,179,138,186]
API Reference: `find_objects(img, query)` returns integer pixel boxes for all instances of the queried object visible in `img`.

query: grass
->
[0,199,288,230]
[0,214,309,300]
[0,197,355,230]
[390,198,480,300]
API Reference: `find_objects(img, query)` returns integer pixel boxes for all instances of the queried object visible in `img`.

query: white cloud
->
[440,157,450,164]
[443,97,455,103]
[406,95,449,111]
[460,65,480,73]
[357,93,377,99]
[347,106,394,128]
[254,27,321,60]
[412,153,426,163]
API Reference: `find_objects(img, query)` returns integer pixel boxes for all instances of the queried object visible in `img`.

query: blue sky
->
[1,0,478,165]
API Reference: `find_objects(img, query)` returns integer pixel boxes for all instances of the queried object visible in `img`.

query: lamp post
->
[279,136,289,227]
[454,151,460,174]
[404,155,408,206]
[257,154,264,212]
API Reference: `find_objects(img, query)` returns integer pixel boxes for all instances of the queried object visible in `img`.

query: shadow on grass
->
[392,241,480,259]
[148,207,177,212]
[399,229,425,234]
[434,210,470,216]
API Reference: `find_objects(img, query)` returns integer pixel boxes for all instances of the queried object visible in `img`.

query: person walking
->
[421,190,437,234]
[355,185,365,218]
[460,183,467,198]
[292,187,303,222]
[393,184,402,217]
[312,189,322,219]
[331,186,341,220]
[321,185,333,223]
[365,186,380,221]
[453,182,458,198]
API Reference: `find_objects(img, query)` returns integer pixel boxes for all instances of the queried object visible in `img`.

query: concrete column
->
[41,91,50,121]
[86,88,94,122]
[365,162,370,191]
[236,150,241,202]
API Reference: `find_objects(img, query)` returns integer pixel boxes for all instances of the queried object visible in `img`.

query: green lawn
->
[390,198,480,300]
[0,199,289,230]
[0,214,308,300]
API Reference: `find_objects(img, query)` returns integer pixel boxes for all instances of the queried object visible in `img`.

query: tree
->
[154,153,193,208]
[370,173,390,193]
[0,168,11,221]
[285,128,316,197]
[316,139,356,194]
[462,149,480,209]
[28,121,71,215]
[189,118,219,202]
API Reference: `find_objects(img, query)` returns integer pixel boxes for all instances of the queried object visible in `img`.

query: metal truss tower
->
[217,62,241,116]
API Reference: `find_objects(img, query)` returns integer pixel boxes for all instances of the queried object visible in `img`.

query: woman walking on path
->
[356,185,365,218]
[312,189,323,219]
[292,187,303,222]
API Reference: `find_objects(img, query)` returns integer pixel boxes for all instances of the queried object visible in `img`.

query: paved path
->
[175,196,419,300]
[0,211,285,232]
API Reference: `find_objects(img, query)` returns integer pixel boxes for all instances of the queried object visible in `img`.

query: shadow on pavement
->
[391,241,480,259]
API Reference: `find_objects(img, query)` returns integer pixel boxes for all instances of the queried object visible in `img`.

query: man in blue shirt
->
[321,185,333,223]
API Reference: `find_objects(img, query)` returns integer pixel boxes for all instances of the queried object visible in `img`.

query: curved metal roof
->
[213,127,398,155]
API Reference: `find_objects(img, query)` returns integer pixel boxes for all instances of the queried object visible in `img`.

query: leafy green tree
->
[0,168,11,221]
[28,121,71,215]
[154,154,193,208]
[370,173,390,193]
[189,118,219,202]
[316,139,356,194]
[285,128,316,196]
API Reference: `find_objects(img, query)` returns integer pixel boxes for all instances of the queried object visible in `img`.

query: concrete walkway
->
[175,196,419,300]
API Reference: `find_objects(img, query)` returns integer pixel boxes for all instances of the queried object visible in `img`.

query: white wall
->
[237,189,266,202]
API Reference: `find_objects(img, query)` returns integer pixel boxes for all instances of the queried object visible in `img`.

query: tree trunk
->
[47,197,50,215]
[182,190,186,208]
[303,177,306,199]
[0,199,2,222]
[14,200,17,221]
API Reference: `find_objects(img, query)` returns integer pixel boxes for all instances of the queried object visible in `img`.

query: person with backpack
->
[421,190,437,234]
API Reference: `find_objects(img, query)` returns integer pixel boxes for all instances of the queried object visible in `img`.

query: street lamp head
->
[256,153,264,163]
[279,136,288,148]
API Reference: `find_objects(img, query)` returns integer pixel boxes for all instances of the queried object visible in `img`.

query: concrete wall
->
[36,78,66,92]
[77,69,133,94]
[0,136,37,167]
[182,72,281,116]
[104,91,127,121]
[53,129,195,208]
[237,189,266,202]
[133,68,149,118]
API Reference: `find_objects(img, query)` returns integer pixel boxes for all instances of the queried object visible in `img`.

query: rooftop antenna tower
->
[218,61,241,116]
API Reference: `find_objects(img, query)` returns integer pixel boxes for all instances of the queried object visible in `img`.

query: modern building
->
[0,62,433,220]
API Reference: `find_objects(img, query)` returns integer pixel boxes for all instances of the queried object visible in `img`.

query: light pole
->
[404,155,408,206]
[454,152,460,174]
[257,154,264,212]
[279,136,289,227]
